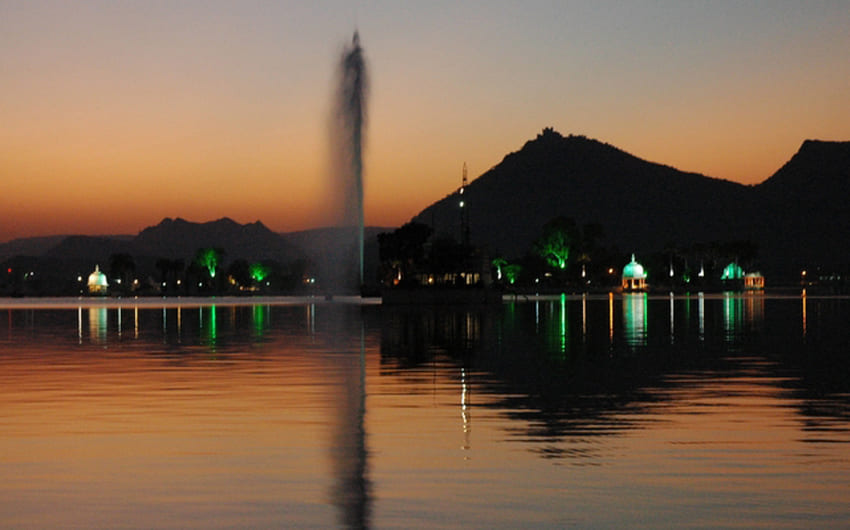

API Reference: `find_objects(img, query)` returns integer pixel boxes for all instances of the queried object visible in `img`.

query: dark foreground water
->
[1,293,849,529]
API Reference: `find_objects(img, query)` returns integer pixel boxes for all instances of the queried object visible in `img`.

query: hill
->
[754,140,850,271]
[133,217,292,261]
[414,128,755,259]
[412,129,849,276]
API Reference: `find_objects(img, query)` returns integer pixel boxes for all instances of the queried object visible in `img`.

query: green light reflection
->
[201,305,218,349]
[623,293,647,347]
[559,293,567,355]
[253,304,269,337]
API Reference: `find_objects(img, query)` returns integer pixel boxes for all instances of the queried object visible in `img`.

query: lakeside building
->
[743,272,765,290]
[721,262,764,290]
[87,265,108,295]
[622,254,648,291]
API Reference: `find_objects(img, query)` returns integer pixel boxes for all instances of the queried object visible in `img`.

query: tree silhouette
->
[249,262,271,284]
[195,247,225,279]
[533,217,578,270]
[378,222,432,284]
[109,253,135,292]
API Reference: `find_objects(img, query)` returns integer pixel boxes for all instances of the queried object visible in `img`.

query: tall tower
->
[459,163,470,246]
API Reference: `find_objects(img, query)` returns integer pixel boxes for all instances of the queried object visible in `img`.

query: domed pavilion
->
[87,265,108,295]
[622,254,648,291]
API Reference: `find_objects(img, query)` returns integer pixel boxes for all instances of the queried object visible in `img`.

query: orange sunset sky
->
[2,1,849,242]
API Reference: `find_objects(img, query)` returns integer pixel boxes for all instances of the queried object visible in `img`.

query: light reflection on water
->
[1,295,850,528]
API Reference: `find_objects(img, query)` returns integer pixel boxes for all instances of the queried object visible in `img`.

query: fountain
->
[328,32,369,292]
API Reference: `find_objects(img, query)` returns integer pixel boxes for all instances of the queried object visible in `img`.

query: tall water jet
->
[328,31,368,292]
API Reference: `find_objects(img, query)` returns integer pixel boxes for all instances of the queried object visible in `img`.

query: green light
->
[559,293,567,355]
[622,254,647,279]
[533,217,574,271]
[195,248,223,279]
[721,262,744,280]
[206,305,217,347]
[249,262,270,283]
[252,304,267,337]
[504,264,521,285]
[623,293,647,347]
[492,257,506,281]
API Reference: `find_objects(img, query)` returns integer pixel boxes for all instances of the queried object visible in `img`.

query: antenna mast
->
[459,162,470,246]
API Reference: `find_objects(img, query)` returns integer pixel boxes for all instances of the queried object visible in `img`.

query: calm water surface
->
[1,294,849,528]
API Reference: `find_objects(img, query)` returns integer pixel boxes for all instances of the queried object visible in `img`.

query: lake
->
[1,293,849,528]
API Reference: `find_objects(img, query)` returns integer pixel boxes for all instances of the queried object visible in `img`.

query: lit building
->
[744,272,765,290]
[622,254,648,291]
[721,262,764,290]
[87,265,108,295]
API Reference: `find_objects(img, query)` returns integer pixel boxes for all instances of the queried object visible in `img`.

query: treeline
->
[0,247,317,297]
[379,216,763,292]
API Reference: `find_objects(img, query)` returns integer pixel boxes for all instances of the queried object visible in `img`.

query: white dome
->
[622,254,647,279]
[88,265,108,288]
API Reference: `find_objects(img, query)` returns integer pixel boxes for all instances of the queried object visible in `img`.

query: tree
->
[109,253,135,292]
[227,259,251,289]
[378,222,433,284]
[156,258,184,293]
[195,247,225,279]
[532,217,578,270]
[503,263,522,285]
[249,262,271,284]
[492,257,508,281]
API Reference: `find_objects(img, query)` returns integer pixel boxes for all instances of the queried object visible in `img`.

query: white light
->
[459,200,465,208]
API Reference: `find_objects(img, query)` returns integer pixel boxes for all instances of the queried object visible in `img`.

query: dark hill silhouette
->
[45,236,135,263]
[37,217,294,263]
[133,217,290,260]
[412,129,849,277]
[414,128,756,261]
[755,140,850,271]
[0,235,83,262]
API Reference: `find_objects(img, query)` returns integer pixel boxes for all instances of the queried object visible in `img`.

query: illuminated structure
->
[744,272,765,290]
[621,254,648,291]
[87,265,108,295]
[721,262,764,290]
[721,262,744,281]
[459,162,469,246]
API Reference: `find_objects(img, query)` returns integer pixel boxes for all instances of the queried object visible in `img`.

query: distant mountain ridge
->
[0,217,392,290]
[753,139,850,270]
[132,217,289,260]
[413,129,850,276]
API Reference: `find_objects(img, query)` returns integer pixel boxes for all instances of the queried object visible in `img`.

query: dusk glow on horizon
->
[2,1,849,242]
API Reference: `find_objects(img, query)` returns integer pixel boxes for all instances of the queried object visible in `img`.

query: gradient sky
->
[2,1,849,241]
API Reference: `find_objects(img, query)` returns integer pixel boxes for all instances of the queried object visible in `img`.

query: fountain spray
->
[332,31,368,289]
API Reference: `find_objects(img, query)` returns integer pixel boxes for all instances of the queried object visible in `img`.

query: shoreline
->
[0,295,382,309]
[1,290,841,310]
